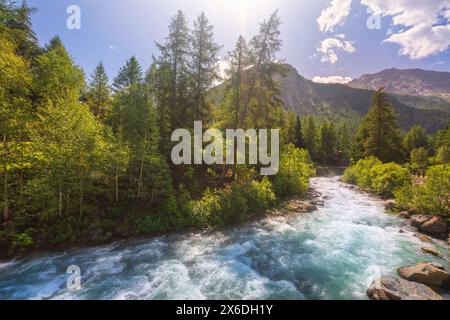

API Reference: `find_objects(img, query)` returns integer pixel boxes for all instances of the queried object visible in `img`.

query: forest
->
[0,2,449,258]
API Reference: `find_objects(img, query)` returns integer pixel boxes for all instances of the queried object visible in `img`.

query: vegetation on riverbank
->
[0,3,319,258]
[343,89,449,218]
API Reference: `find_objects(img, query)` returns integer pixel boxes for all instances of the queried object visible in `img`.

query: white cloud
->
[385,23,450,59]
[317,0,353,32]
[312,75,353,84]
[362,0,450,59]
[109,45,119,51]
[317,36,356,64]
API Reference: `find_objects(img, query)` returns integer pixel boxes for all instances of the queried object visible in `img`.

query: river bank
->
[1,176,448,300]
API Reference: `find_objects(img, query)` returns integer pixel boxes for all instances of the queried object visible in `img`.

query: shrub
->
[369,163,411,198]
[273,144,314,198]
[396,165,449,217]
[12,232,34,249]
[343,156,382,188]
[245,177,276,213]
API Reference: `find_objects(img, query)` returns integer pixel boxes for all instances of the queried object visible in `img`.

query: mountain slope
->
[275,66,449,133]
[349,68,450,106]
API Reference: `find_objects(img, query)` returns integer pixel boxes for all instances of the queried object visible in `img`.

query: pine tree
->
[359,89,404,163]
[86,62,111,119]
[189,12,221,123]
[112,56,142,92]
[294,115,304,149]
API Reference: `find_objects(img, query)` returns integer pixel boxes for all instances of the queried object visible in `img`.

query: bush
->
[343,156,382,188]
[273,144,314,198]
[369,163,411,198]
[245,177,276,213]
[395,165,450,216]
[12,232,34,249]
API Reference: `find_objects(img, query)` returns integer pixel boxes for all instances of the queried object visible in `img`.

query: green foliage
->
[369,163,411,198]
[409,147,429,173]
[395,165,450,217]
[343,156,382,188]
[403,125,429,157]
[273,145,314,198]
[12,231,33,249]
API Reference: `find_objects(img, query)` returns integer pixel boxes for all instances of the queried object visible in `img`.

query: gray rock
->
[367,276,442,300]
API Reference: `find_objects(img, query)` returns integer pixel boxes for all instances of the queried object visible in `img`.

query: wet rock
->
[384,200,397,211]
[398,211,411,219]
[415,233,433,243]
[367,276,442,300]
[411,215,430,228]
[284,199,317,213]
[421,246,444,259]
[398,262,450,287]
[421,217,448,235]
[411,215,448,236]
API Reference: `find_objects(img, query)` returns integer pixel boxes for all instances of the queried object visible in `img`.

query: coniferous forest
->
[0,0,449,274]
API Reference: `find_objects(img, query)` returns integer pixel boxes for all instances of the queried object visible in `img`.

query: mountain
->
[211,65,449,133]
[274,65,449,133]
[349,68,450,107]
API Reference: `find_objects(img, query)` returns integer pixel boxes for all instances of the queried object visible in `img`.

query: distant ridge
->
[348,68,450,105]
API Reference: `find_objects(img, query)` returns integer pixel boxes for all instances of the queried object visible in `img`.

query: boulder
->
[398,262,450,287]
[411,215,448,236]
[421,246,443,258]
[367,276,442,300]
[421,216,448,235]
[411,215,431,228]
[384,200,397,211]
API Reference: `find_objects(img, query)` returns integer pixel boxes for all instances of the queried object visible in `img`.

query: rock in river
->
[367,276,442,300]
[398,262,450,287]
[421,246,444,259]
[411,215,448,236]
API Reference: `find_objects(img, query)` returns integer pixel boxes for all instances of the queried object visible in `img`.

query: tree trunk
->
[79,175,84,222]
[2,134,8,221]
[58,177,63,216]
[115,161,119,202]
[137,133,147,201]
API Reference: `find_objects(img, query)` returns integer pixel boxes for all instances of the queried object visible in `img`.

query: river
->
[0,176,448,300]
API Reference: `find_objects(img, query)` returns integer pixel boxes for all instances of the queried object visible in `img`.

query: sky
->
[27,0,450,84]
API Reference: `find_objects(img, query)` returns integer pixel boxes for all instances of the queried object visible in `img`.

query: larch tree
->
[361,89,404,163]
[189,12,221,123]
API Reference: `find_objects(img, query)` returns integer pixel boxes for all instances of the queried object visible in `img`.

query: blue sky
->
[27,0,450,83]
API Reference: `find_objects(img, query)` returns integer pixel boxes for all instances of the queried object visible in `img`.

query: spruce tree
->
[360,89,404,163]
[87,62,111,119]
[112,56,142,92]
